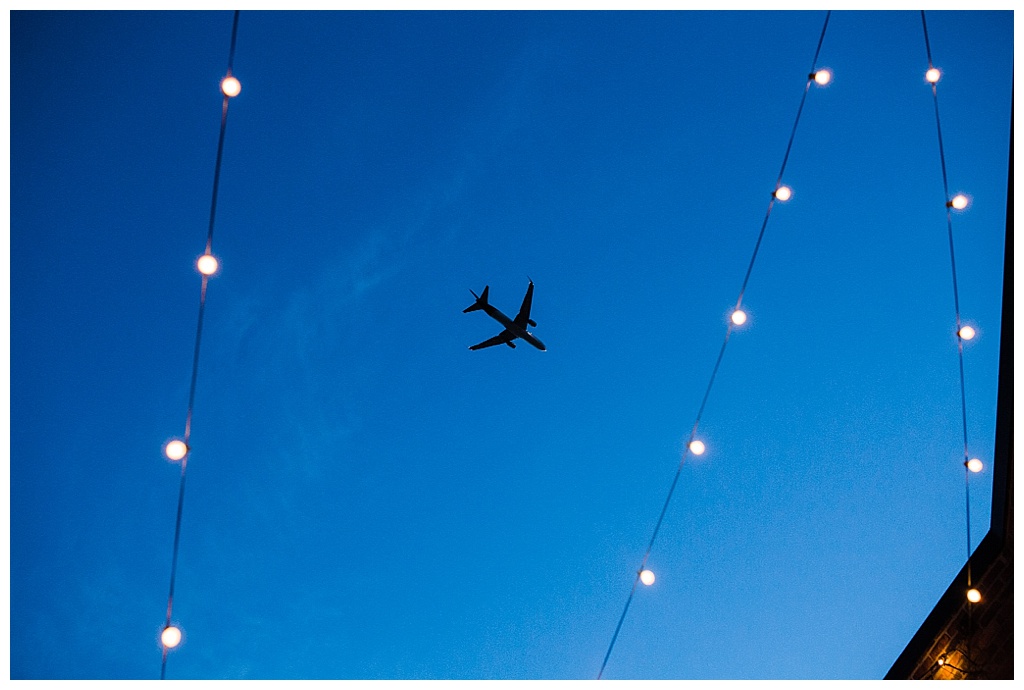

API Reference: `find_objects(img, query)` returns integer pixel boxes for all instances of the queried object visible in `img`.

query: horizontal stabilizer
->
[463,285,489,313]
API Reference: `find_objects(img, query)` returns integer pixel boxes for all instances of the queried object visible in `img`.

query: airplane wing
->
[469,330,516,350]
[513,281,535,328]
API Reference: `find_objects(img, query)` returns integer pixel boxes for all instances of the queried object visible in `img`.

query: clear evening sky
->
[10,9,1012,680]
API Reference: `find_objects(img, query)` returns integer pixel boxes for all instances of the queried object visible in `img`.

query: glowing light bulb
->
[813,69,832,86]
[221,76,242,97]
[967,458,983,473]
[950,194,969,210]
[161,626,182,648]
[689,440,706,456]
[164,440,188,461]
[958,326,976,341]
[731,309,747,326]
[197,253,219,276]
[937,656,946,667]
[774,186,792,201]
[926,68,941,84]
[966,588,981,603]
[639,569,656,586]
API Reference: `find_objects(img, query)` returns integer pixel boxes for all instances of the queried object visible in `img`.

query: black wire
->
[920,8,975,674]
[736,202,776,308]
[920,10,935,66]
[206,10,240,253]
[161,278,206,682]
[597,328,734,679]
[920,5,973,580]
[206,98,231,254]
[227,10,241,74]
[597,11,832,679]
[161,454,190,680]
[597,575,641,679]
[775,11,830,189]
[161,10,241,680]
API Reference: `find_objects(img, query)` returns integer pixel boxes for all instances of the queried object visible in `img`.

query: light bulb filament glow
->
[161,625,183,648]
[164,440,188,461]
[949,194,969,210]
[221,76,242,97]
[197,253,219,276]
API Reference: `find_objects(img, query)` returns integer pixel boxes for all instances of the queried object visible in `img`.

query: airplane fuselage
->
[480,304,547,351]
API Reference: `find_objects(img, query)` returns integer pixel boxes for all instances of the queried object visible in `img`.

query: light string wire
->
[920,9,976,676]
[596,11,831,680]
[160,10,242,680]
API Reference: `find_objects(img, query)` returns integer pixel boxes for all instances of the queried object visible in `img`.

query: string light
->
[813,68,832,86]
[164,440,188,462]
[160,11,242,680]
[966,458,983,473]
[921,10,980,677]
[598,12,834,678]
[639,569,656,586]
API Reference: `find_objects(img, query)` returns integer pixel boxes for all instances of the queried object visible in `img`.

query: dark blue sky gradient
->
[10,10,1012,680]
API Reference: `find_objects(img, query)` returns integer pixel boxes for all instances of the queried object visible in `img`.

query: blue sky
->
[9,10,1012,680]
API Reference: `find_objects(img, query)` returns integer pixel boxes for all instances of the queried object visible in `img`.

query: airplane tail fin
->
[463,286,489,313]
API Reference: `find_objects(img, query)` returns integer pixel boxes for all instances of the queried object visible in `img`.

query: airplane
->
[464,280,547,351]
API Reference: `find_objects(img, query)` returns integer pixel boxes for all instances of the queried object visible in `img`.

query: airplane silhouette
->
[464,280,546,351]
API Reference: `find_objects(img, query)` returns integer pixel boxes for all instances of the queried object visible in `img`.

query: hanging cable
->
[160,10,242,680]
[597,11,832,680]
[920,9,977,677]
